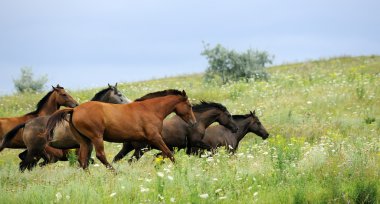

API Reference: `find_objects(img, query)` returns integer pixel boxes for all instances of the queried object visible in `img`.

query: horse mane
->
[232,114,252,120]
[91,87,113,101]
[135,89,185,101]
[192,101,227,112]
[24,87,63,116]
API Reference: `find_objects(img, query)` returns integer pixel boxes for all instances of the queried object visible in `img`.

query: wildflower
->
[199,194,209,199]
[56,192,62,201]
[145,178,152,182]
[215,189,222,193]
[157,172,164,177]
[155,156,164,164]
[307,101,312,104]
[121,186,125,189]
[110,192,117,197]
[158,194,164,200]
[140,186,149,193]
[170,197,176,202]
[94,164,100,167]
[167,175,174,181]
[219,196,227,200]
[213,178,218,181]
[65,195,70,200]
[254,192,258,197]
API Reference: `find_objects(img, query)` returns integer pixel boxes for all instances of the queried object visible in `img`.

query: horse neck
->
[38,93,60,116]
[145,95,183,120]
[234,118,251,142]
[194,110,219,129]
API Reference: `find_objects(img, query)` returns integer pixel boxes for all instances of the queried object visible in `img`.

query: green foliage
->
[0,56,379,203]
[13,67,48,93]
[201,43,272,84]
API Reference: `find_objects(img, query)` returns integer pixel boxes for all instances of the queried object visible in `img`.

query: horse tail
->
[0,123,26,152]
[45,108,74,141]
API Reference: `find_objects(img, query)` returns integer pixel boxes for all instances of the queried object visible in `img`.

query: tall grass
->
[0,56,379,203]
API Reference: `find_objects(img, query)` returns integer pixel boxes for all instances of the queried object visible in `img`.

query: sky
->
[1,0,379,95]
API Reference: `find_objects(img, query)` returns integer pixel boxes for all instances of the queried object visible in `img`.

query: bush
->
[13,67,48,93]
[201,43,273,84]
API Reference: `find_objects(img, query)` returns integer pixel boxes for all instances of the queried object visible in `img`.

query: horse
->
[0,85,78,151]
[11,83,130,171]
[113,101,238,163]
[200,111,269,153]
[45,89,196,170]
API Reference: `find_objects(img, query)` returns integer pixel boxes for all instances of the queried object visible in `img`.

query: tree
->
[13,67,48,93]
[201,43,273,84]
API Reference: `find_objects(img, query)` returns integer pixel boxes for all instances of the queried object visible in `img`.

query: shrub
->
[201,43,273,84]
[13,67,48,93]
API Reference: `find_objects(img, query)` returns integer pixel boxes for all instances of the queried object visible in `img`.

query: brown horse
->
[0,85,78,151]
[200,111,269,153]
[46,89,196,170]
[7,84,129,171]
[113,101,238,163]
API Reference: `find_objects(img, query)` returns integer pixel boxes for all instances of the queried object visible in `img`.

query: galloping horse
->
[0,85,78,151]
[113,101,238,163]
[46,89,196,170]
[5,83,129,171]
[201,111,269,153]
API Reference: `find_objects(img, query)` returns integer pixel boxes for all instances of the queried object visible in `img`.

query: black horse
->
[199,111,269,153]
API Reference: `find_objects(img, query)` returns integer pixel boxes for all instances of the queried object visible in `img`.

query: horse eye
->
[62,94,67,97]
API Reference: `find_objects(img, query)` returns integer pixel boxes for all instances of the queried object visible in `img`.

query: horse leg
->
[128,148,145,163]
[70,133,92,169]
[148,134,175,162]
[19,149,41,172]
[113,142,134,163]
[18,150,28,161]
[91,137,114,170]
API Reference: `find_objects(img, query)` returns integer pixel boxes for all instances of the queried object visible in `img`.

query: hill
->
[0,56,379,203]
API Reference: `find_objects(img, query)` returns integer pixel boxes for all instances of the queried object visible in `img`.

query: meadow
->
[0,56,379,203]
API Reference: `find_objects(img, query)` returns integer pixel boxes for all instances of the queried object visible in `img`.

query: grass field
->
[0,56,379,203]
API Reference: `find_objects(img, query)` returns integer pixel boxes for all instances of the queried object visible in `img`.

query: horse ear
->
[56,84,62,88]
[252,110,256,115]
[108,83,112,88]
[52,85,58,91]
[182,90,187,96]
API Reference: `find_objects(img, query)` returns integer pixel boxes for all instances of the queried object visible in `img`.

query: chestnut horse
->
[113,101,238,163]
[0,85,78,151]
[6,83,129,171]
[200,111,269,153]
[46,89,196,170]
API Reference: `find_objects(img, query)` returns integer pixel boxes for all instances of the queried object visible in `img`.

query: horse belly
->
[50,124,79,149]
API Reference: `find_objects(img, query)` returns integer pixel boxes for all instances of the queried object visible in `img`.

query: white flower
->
[199,194,209,199]
[157,172,164,177]
[121,186,125,189]
[110,192,117,197]
[94,164,100,167]
[65,195,70,200]
[170,197,175,203]
[140,186,149,192]
[254,192,259,197]
[213,178,218,181]
[215,189,222,193]
[219,196,227,200]
[307,101,312,104]
[55,192,62,201]
[145,178,152,182]
[158,194,164,200]
[167,175,174,181]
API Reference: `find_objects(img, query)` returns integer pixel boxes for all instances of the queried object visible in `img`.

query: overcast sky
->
[1,0,379,94]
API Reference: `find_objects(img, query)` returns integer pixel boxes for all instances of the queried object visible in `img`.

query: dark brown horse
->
[10,84,129,171]
[200,111,269,153]
[113,101,238,163]
[0,85,78,151]
[46,89,196,170]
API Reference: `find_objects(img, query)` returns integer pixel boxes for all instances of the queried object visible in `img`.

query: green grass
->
[0,56,379,203]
